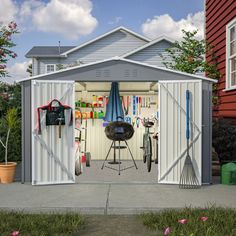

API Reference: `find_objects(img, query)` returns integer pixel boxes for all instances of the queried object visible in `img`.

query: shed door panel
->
[31,80,75,185]
[158,81,202,184]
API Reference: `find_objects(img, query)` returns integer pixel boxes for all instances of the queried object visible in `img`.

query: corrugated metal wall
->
[158,80,202,184]
[31,80,75,185]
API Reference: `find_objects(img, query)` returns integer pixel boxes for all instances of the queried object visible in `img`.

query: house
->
[205,0,236,121]
[25,26,174,76]
[20,26,215,186]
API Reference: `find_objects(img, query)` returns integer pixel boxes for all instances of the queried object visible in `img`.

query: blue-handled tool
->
[179,89,200,189]
[186,90,190,140]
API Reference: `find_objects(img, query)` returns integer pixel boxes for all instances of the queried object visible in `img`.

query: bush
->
[212,118,236,163]
[0,83,21,163]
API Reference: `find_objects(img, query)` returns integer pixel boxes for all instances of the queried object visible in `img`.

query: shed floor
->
[76,160,158,183]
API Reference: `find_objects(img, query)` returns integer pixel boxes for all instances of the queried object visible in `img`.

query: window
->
[45,64,56,73]
[226,18,236,89]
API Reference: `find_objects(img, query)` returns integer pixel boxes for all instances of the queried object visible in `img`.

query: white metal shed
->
[19,57,216,185]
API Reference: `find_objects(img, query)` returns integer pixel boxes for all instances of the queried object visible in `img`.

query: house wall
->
[34,30,147,75]
[126,40,172,67]
[206,0,236,119]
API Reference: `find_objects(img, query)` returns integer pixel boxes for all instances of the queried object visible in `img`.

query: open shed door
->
[31,80,75,185]
[158,80,202,185]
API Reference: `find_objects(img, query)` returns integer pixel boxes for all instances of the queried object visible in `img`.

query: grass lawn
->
[141,207,236,236]
[0,211,84,236]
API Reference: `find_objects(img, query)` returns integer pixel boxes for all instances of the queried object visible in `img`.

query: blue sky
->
[0,0,204,79]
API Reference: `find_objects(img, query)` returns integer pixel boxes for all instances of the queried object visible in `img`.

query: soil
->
[74,215,157,236]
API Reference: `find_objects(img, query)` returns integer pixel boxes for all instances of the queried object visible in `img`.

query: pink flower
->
[11,231,20,236]
[0,65,6,69]
[8,21,17,29]
[164,227,171,235]
[12,53,17,58]
[200,216,208,221]
[178,219,188,224]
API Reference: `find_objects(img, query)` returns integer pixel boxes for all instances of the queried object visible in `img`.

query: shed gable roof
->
[18,57,216,83]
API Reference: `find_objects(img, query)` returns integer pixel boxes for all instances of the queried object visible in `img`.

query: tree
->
[0,21,19,77]
[27,63,32,76]
[161,30,220,104]
[162,30,220,76]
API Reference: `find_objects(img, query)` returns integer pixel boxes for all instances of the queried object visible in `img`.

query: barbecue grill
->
[101,120,138,175]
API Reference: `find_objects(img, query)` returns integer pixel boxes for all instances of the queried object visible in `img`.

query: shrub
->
[212,118,236,163]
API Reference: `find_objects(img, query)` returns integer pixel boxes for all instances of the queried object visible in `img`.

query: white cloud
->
[0,0,98,39]
[108,16,123,25]
[8,61,31,81]
[141,11,204,40]
[0,0,18,24]
[32,0,98,39]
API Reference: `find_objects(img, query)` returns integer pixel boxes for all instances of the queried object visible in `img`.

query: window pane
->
[47,65,55,73]
[230,26,236,42]
[231,57,236,72]
[230,41,236,56]
[231,72,236,86]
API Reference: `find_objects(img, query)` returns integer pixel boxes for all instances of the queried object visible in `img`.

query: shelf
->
[75,107,104,109]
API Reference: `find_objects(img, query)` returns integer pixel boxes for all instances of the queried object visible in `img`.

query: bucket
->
[221,162,236,185]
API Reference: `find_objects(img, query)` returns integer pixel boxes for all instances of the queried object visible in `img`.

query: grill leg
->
[101,141,114,169]
[125,140,138,169]
[118,141,121,175]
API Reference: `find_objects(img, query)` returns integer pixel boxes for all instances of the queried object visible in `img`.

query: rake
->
[179,90,200,189]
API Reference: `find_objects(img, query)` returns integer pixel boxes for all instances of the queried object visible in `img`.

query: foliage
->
[0,108,19,164]
[0,83,21,163]
[162,30,221,104]
[141,207,236,236]
[0,211,84,235]
[212,118,236,163]
[0,21,19,77]
[26,63,32,76]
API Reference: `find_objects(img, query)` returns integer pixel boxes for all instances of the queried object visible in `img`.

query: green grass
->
[0,211,85,236]
[141,207,236,236]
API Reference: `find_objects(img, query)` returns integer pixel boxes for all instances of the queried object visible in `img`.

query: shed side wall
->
[202,81,212,184]
[21,81,32,182]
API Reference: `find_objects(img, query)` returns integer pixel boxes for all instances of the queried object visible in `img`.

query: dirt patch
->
[74,215,155,236]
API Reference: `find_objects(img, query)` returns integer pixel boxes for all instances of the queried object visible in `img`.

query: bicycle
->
[140,117,158,172]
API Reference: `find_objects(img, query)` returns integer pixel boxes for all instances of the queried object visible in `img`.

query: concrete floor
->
[0,180,235,214]
[76,160,158,183]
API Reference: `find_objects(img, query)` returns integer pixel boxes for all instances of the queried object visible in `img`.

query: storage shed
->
[19,57,216,186]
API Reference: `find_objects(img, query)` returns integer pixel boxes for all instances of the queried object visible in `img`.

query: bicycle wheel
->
[146,136,152,172]
[142,133,147,163]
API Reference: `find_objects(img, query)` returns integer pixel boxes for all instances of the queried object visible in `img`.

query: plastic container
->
[221,162,236,185]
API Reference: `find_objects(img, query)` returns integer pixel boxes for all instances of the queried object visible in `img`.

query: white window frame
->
[45,64,56,73]
[225,17,236,91]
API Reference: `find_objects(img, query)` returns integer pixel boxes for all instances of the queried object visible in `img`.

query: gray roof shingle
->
[25,46,75,58]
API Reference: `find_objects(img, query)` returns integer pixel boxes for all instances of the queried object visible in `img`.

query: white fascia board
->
[61,26,150,56]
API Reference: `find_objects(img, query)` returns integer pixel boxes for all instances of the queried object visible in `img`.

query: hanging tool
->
[122,96,130,115]
[139,97,142,115]
[179,90,200,189]
[133,96,136,115]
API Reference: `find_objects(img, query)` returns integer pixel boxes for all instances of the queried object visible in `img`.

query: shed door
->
[158,80,202,185]
[31,80,75,185]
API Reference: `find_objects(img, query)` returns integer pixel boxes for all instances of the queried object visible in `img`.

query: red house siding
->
[206,0,236,119]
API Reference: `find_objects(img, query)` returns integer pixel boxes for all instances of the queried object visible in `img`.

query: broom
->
[179,90,200,189]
